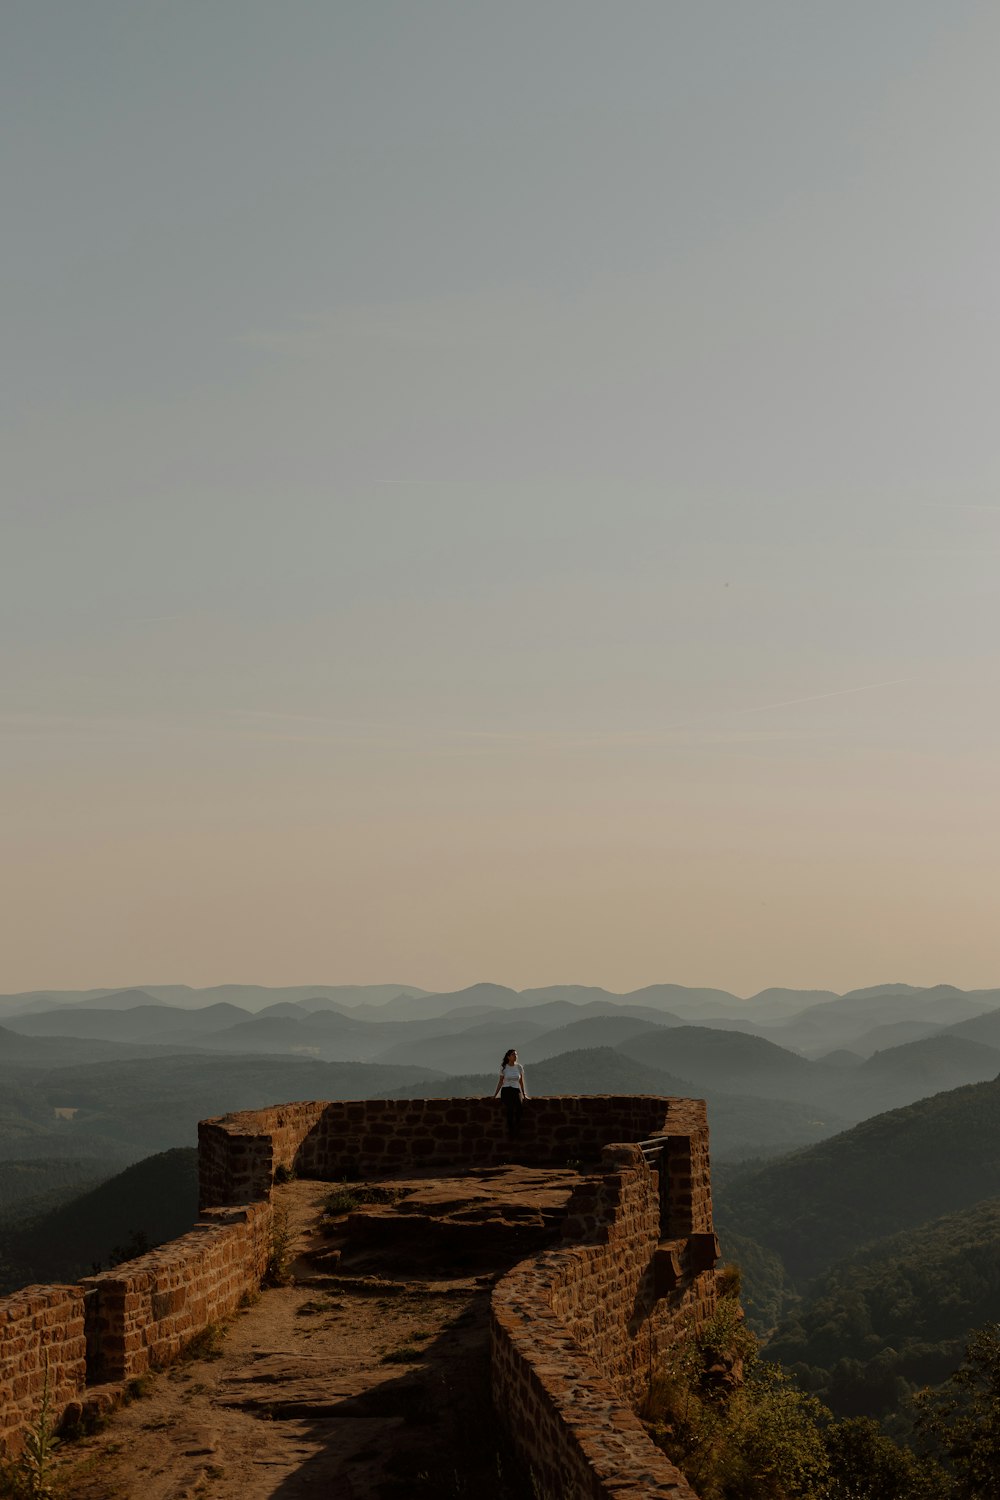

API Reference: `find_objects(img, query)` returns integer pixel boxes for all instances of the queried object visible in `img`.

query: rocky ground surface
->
[53,1165,585,1500]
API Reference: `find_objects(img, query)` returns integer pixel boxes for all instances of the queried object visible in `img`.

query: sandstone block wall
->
[198,1102,327,1208]
[0,1204,273,1455]
[81,1203,273,1381]
[0,1286,87,1458]
[491,1119,718,1499]
[199,1095,683,1208]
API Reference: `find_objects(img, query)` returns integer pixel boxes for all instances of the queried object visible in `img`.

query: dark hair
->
[501,1049,516,1068]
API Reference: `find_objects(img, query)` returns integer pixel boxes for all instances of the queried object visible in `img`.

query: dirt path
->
[55,1168,579,1500]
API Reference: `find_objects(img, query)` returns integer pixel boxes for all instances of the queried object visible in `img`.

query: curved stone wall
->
[491,1134,716,1498]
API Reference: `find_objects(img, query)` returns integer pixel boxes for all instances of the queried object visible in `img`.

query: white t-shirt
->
[501,1063,524,1087]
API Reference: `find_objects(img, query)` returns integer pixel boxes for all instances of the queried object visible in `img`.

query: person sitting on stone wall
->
[492,1048,528,1139]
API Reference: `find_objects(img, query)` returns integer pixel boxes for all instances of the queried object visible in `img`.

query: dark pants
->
[501,1086,522,1138]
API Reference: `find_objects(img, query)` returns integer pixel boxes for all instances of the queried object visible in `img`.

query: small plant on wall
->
[0,1351,60,1500]
[265,1203,293,1286]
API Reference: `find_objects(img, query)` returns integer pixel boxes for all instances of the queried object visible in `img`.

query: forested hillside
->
[0,1148,198,1291]
[765,1196,1000,1424]
[716,1078,1000,1280]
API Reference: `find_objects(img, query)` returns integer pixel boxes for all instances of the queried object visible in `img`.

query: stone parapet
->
[0,1204,273,1454]
[80,1203,273,1381]
[491,1133,716,1498]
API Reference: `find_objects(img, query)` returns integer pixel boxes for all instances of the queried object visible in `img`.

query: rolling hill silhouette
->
[7,1003,252,1042]
[615,1026,817,1098]
[858,1033,1000,1096]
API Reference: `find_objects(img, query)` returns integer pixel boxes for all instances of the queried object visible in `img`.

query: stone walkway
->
[55,1166,583,1500]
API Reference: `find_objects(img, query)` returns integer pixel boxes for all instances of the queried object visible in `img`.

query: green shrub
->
[180,1323,225,1362]
[323,1183,403,1217]
[265,1203,293,1285]
[0,1353,60,1499]
[644,1296,948,1500]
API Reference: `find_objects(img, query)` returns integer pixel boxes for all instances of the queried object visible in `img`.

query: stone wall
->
[491,1107,718,1498]
[0,1204,273,1456]
[198,1101,327,1209]
[0,1286,87,1460]
[81,1203,273,1382]
[198,1095,685,1208]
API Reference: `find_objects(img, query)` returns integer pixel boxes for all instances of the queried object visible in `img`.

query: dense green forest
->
[764,1198,1000,1426]
[0,1157,121,1220]
[713,1078,1000,1464]
[645,1288,1000,1499]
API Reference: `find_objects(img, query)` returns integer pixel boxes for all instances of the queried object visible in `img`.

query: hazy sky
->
[3,2,999,996]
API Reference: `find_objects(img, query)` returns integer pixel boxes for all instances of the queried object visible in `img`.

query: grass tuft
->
[323,1183,404,1217]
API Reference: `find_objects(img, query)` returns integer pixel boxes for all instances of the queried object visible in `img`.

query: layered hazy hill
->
[0,984,430,1017]
[385,1047,851,1161]
[5,980,1000,1184]
[0,1023,209,1069]
[6,979,1000,1062]
[6,1010,997,1127]
[0,1054,445,1164]
[757,985,1000,1057]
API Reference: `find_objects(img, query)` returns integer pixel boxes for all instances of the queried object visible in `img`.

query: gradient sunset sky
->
[3,2,999,995]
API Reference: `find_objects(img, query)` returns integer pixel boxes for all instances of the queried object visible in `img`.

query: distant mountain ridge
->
[7,979,1000,1020]
[7,980,1000,1057]
[0,984,431,1017]
[7,987,1000,1120]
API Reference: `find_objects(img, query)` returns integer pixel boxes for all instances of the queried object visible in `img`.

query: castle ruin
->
[0,1094,719,1497]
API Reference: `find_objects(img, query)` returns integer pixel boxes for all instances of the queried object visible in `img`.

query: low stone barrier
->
[81,1203,273,1381]
[0,1203,273,1455]
[491,1129,717,1498]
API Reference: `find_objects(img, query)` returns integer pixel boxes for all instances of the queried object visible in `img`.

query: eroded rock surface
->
[56,1167,583,1499]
